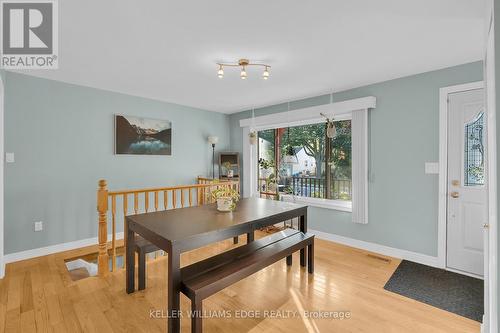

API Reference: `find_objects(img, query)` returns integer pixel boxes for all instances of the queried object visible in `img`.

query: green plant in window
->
[222,161,232,173]
[258,158,274,170]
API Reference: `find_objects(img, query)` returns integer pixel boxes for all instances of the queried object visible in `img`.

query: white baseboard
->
[3,232,124,266]
[0,257,4,279]
[1,229,440,278]
[309,229,440,268]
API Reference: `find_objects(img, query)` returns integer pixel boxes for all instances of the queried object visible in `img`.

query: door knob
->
[483,223,490,229]
[450,191,459,198]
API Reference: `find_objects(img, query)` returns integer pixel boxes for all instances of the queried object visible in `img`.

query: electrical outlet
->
[6,153,15,163]
[425,162,439,174]
[34,221,43,232]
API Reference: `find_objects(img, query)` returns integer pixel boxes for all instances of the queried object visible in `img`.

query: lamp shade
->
[207,136,219,145]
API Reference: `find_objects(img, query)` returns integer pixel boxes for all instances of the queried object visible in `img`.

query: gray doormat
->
[384,260,483,322]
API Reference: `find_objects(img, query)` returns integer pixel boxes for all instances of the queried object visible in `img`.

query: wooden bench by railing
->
[97,179,239,276]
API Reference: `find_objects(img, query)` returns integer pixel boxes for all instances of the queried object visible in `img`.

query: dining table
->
[125,197,308,333]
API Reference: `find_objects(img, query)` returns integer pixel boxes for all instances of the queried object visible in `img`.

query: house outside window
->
[257,120,352,203]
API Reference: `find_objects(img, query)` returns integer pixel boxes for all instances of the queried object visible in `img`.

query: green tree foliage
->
[281,121,351,179]
[329,121,352,179]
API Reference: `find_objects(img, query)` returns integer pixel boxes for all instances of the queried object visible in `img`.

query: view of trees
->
[258,121,352,200]
[280,121,351,179]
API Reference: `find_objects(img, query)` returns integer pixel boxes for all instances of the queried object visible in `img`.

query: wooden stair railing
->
[97,179,240,276]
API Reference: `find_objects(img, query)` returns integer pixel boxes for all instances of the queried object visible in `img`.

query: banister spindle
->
[164,191,168,209]
[189,188,192,207]
[97,180,109,276]
[172,190,177,208]
[134,193,138,214]
[181,189,185,208]
[154,191,159,211]
[111,194,117,272]
[145,191,149,213]
[123,193,128,268]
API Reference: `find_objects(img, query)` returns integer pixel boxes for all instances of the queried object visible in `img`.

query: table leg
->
[126,223,135,294]
[308,241,314,274]
[246,231,254,243]
[299,214,307,267]
[167,248,181,333]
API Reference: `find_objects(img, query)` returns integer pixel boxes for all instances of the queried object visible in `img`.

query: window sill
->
[280,194,352,212]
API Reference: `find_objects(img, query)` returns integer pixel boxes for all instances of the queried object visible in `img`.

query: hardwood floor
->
[0,233,480,333]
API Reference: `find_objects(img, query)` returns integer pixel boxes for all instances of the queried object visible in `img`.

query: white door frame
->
[438,81,485,273]
[484,3,498,328]
[0,74,4,279]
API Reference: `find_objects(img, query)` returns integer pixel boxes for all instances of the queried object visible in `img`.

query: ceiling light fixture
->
[240,66,247,80]
[262,66,270,80]
[216,59,271,80]
[217,64,224,78]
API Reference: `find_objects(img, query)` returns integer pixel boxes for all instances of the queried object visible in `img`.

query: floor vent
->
[367,254,391,263]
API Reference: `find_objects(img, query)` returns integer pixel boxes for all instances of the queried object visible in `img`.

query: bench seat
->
[135,233,252,291]
[180,228,314,332]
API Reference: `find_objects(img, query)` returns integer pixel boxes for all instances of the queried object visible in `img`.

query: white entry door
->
[446,88,486,277]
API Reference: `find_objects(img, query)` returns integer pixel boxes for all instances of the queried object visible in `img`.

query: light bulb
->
[262,67,270,80]
[240,66,247,80]
[217,65,224,78]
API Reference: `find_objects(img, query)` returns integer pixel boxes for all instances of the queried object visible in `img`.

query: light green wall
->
[229,61,483,257]
[2,62,484,258]
[4,72,230,254]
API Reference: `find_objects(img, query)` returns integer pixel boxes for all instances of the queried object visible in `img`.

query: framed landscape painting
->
[115,115,172,155]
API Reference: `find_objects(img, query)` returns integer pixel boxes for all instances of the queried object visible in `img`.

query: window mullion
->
[325,124,331,199]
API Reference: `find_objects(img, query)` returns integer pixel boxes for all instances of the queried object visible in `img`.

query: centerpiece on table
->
[211,186,240,212]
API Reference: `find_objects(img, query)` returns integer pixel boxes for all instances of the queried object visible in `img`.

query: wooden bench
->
[180,228,314,333]
[135,233,254,290]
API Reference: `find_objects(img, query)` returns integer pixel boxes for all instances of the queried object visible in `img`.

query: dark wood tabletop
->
[127,197,307,252]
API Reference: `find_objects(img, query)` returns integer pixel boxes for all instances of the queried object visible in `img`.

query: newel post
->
[97,179,109,276]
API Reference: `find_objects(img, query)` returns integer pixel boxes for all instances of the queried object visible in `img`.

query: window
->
[257,129,276,194]
[464,112,485,186]
[257,120,352,204]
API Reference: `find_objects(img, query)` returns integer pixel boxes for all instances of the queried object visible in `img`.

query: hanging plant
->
[321,113,337,139]
[249,131,257,145]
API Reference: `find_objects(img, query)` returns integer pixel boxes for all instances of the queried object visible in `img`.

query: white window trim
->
[240,96,375,129]
[240,96,376,213]
[281,194,352,212]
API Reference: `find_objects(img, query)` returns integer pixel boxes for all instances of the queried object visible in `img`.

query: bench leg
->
[286,255,292,266]
[246,232,254,243]
[233,236,239,244]
[299,214,307,267]
[191,298,203,333]
[307,242,314,274]
[138,250,146,290]
[300,247,307,267]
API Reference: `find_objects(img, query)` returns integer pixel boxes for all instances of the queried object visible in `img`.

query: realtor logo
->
[1,0,58,69]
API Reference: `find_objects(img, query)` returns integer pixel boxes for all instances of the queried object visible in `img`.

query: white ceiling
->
[19,0,485,114]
